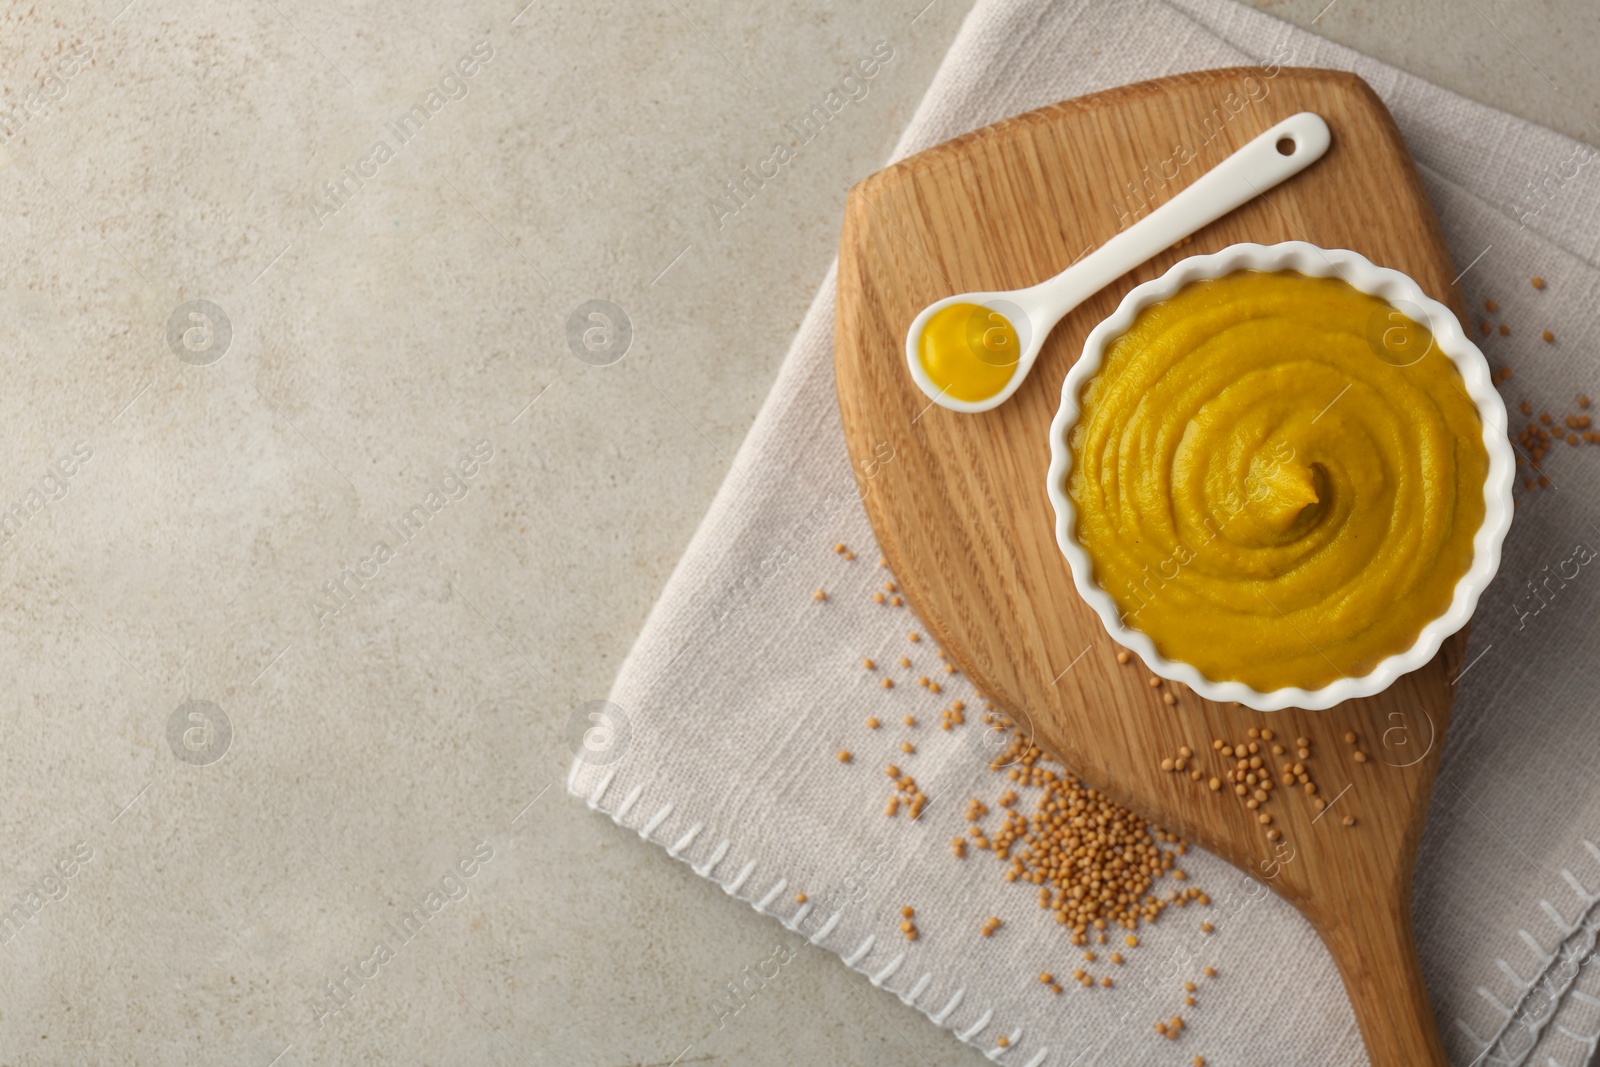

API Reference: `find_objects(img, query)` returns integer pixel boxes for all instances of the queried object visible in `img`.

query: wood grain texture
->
[835,69,1463,1066]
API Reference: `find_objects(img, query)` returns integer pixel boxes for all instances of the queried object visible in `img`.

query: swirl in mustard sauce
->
[1068,270,1488,692]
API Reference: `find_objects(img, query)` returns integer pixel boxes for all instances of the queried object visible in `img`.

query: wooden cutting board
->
[835,69,1464,1066]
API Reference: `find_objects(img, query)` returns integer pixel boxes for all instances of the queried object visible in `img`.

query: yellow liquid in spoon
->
[917,302,1021,402]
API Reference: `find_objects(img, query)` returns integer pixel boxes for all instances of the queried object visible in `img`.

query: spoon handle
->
[1024,111,1331,325]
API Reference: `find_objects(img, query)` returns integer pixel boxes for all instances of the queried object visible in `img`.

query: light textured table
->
[0,1,1591,1064]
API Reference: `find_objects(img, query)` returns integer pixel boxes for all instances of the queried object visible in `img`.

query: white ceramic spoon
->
[905,111,1332,413]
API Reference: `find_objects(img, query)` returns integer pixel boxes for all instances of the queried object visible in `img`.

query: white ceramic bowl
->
[1045,241,1515,711]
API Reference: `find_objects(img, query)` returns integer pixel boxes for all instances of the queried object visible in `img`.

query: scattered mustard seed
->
[796,892,808,903]
[837,750,852,763]
[1533,276,1546,289]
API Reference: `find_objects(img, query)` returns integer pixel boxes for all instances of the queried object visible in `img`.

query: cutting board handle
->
[1320,885,1448,1066]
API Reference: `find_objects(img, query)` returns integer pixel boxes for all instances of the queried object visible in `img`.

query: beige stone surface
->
[0,1,1591,1064]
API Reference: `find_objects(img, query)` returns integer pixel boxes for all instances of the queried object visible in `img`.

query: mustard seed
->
[837,750,852,763]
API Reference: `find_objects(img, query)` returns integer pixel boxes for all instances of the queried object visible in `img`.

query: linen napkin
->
[570,1,1600,1063]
